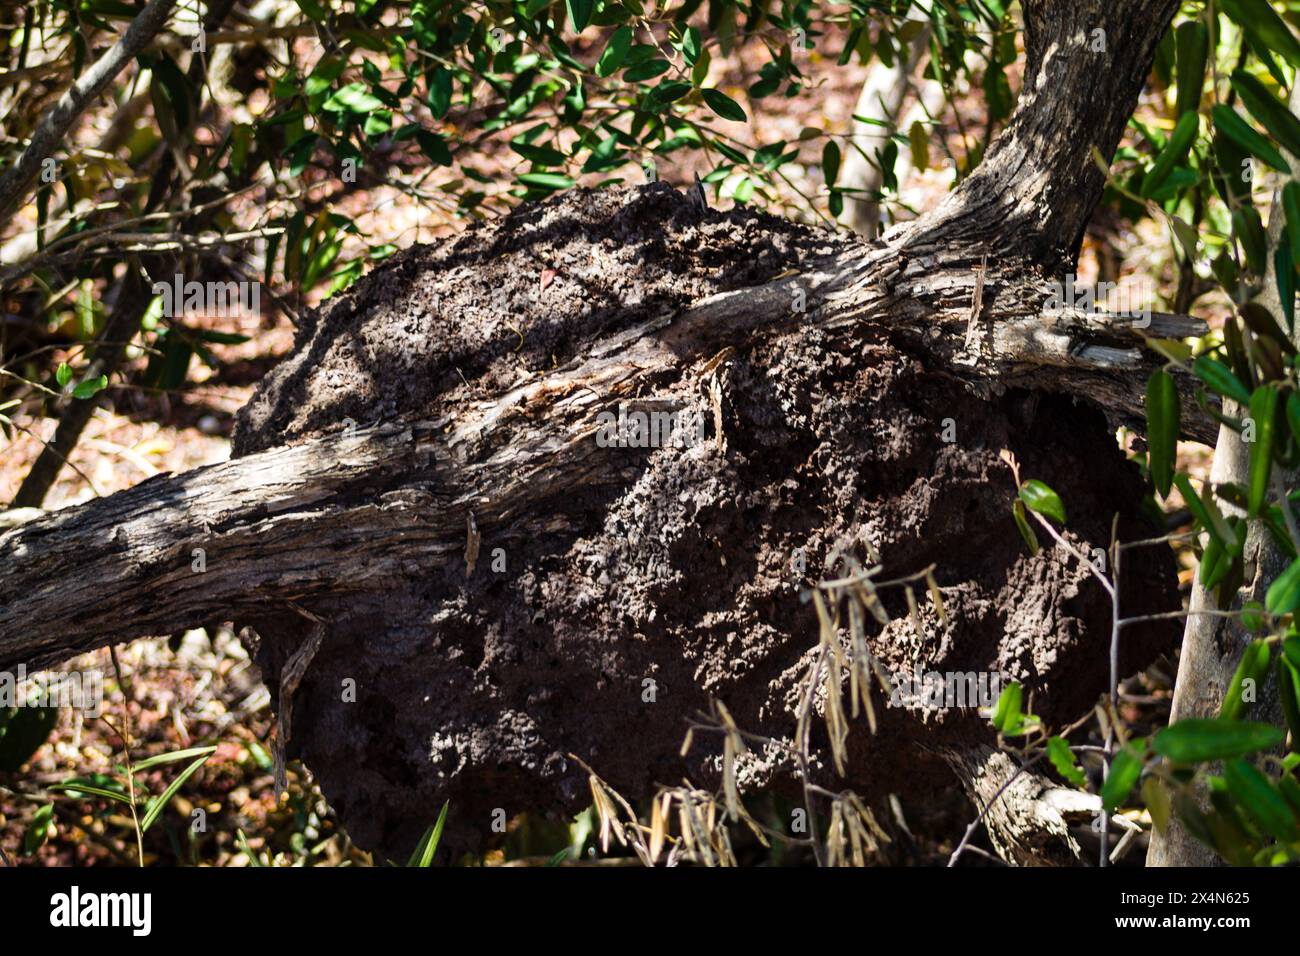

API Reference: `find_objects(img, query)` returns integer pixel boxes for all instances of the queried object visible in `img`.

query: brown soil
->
[232,183,1180,860]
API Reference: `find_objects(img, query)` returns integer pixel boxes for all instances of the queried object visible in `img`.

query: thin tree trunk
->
[838,6,932,237]
[1147,82,1300,867]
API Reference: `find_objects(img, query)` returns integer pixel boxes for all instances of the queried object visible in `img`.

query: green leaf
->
[517,172,574,191]
[1194,356,1252,406]
[1145,368,1179,498]
[822,141,840,187]
[1223,758,1298,841]
[1142,776,1172,833]
[55,362,71,387]
[1101,744,1145,812]
[1153,718,1285,763]
[304,56,345,98]
[294,0,328,21]
[566,0,594,32]
[1284,183,1300,270]
[1018,479,1066,524]
[146,52,193,141]
[1233,205,1269,276]
[690,47,711,87]
[131,745,218,773]
[1214,123,1254,205]
[301,238,342,291]
[427,68,453,118]
[1281,245,1297,330]
[1239,301,1291,352]
[0,706,57,772]
[1046,736,1086,787]
[645,80,691,111]
[1282,771,1300,817]
[1141,111,1199,198]
[235,828,264,866]
[983,62,1012,123]
[363,111,392,138]
[701,88,746,122]
[323,83,385,115]
[1275,655,1300,752]
[1175,473,1239,552]
[596,26,633,77]
[23,803,54,855]
[1247,385,1278,518]
[908,120,930,173]
[189,329,250,345]
[76,279,94,336]
[991,681,1022,733]
[623,58,670,82]
[71,375,107,400]
[1213,105,1291,173]
[511,141,566,166]
[1286,635,1300,670]
[1012,499,1040,555]
[1241,599,1267,632]
[1199,529,1228,588]
[140,752,213,833]
[1268,555,1300,614]
[1231,71,1300,160]
[682,26,703,65]
[1220,0,1300,69]
[1172,790,1217,848]
[407,801,449,866]
[1174,20,1208,117]
[48,781,132,805]
[416,130,452,167]
[1220,640,1271,721]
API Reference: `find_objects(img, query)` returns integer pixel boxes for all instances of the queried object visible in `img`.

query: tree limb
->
[0,0,179,232]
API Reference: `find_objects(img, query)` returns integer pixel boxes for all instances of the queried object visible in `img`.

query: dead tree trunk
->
[1,0,1190,861]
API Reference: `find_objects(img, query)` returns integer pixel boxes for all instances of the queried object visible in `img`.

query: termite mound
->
[232,184,1180,860]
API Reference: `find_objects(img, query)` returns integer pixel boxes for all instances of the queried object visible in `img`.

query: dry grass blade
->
[925,569,947,624]
[649,791,668,864]
[905,585,922,635]
[812,590,849,775]
[846,596,878,733]
[715,700,745,822]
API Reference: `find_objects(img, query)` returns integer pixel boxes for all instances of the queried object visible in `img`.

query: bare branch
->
[0,0,179,231]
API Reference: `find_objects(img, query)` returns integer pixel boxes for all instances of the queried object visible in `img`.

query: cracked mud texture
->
[233,184,1180,860]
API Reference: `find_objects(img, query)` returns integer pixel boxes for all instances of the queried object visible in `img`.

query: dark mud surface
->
[233,184,1179,860]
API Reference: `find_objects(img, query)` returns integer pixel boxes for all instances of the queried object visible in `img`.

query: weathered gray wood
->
[0,238,1207,674]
